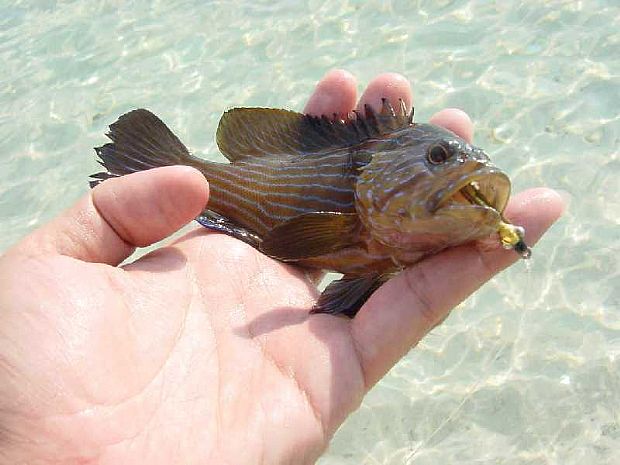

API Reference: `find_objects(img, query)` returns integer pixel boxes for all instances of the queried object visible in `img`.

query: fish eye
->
[427,143,451,165]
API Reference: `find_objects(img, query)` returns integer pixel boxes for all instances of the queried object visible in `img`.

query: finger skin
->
[430,108,474,143]
[304,69,358,117]
[351,188,566,387]
[9,166,209,265]
[357,72,413,114]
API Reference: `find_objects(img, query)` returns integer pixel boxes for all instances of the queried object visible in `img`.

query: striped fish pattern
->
[91,101,512,317]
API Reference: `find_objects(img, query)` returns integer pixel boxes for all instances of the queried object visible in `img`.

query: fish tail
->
[91,108,264,243]
[90,109,206,187]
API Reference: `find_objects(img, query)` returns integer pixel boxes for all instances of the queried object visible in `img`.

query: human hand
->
[0,71,564,465]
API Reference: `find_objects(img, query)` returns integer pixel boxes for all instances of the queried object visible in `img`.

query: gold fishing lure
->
[460,183,531,258]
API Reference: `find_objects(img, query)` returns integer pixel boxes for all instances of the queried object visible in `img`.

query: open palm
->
[0,72,563,465]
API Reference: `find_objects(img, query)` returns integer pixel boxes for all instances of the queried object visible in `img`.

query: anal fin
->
[196,211,261,248]
[311,274,389,318]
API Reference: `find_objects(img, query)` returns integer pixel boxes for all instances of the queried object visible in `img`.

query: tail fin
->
[90,109,200,188]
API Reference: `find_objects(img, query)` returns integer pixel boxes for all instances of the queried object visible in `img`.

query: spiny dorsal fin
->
[216,99,413,162]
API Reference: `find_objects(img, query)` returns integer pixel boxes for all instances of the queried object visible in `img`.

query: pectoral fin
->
[311,274,389,318]
[259,212,360,260]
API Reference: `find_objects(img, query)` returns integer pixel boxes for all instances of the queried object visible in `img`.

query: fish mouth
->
[433,168,511,213]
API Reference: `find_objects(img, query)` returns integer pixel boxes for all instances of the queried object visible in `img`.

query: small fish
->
[91,100,530,317]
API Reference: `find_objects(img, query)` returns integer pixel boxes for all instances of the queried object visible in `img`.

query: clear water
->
[1,0,618,463]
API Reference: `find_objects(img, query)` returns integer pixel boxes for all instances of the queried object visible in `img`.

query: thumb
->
[9,166,209,266]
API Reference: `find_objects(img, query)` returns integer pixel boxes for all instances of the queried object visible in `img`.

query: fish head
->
[355,123,511,252]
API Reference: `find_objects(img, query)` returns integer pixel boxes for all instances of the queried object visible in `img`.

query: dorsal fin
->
[216,99,414,162]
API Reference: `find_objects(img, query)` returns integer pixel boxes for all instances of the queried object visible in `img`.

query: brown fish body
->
[201,149,359,238]
[199,146,396,274]
[92,101,514,316]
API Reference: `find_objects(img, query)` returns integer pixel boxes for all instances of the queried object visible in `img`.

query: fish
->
[90,99,530,318]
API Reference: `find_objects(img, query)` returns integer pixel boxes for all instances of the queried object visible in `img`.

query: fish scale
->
[91,100,529,317]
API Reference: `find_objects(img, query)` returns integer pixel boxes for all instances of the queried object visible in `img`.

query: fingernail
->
[554,189,572,213]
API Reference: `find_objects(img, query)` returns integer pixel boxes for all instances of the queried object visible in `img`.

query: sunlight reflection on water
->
[0,1,618,463]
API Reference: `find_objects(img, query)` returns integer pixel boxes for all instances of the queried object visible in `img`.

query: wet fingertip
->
[358,72,413,113]
[304,69,358,117]
[502,188,566,247]
[512,188,566,215]
[170,165,209,198]
[429,108,474,142]
[93,167,211,245]
[320,69,357,87]
[143,166,210,218]
[368,72,411,90]
[554,189,571,214]
[530,188,567,224]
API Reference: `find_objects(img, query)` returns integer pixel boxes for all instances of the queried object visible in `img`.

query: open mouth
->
[436,169,511,213]
[431,168,532,259]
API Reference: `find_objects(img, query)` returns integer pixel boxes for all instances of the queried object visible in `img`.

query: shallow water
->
[1,0,618,463]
